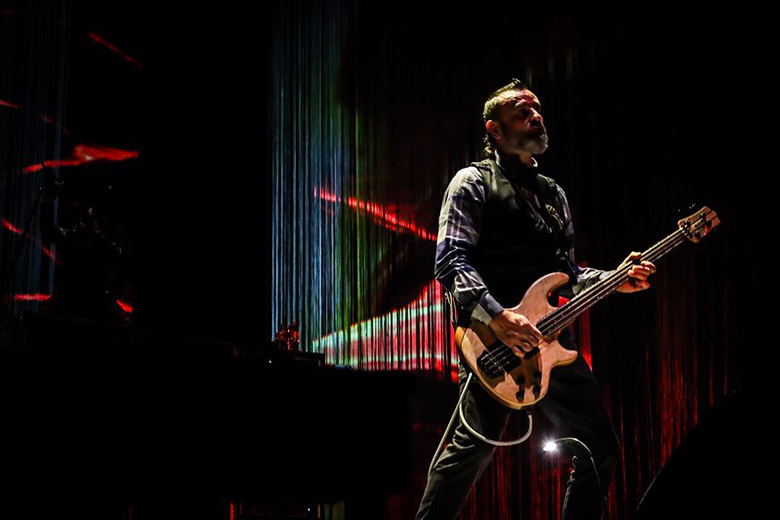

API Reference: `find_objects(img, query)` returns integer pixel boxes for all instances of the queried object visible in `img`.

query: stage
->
[0,1,771,518]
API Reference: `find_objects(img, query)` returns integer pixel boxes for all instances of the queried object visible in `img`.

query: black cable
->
[549,437,609,520]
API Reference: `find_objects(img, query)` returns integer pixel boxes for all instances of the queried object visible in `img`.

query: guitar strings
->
[479,230,679,373]
[538,230,685,333]
[537,229,685,335]
[539,211,714,333]
[483,229,679,373]
[538,221,696,335]
[484,213,712,372]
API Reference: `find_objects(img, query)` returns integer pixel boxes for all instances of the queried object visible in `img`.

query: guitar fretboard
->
[536,211,715,337]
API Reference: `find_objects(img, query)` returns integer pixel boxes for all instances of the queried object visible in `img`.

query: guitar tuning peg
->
[681,220,692,239]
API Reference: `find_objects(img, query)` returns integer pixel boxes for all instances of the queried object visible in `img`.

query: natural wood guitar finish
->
[455,206,720,409]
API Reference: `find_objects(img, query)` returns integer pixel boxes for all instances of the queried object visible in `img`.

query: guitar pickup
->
[477,344,524,378]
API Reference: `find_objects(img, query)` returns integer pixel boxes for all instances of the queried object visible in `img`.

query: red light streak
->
[23,144,138,173]
[40,246,56,261]
[0,98,21,109]
[315,187,437,241]
[14,295,133,311]
[2,219,60,263]
[0,99,72,137]
[74,144,138,162]
[115,299,133,313]
[88,32,142,70]
[3,219,23,234]
[14,294,51,302]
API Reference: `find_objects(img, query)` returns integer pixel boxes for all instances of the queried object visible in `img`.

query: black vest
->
[468,158,575,308]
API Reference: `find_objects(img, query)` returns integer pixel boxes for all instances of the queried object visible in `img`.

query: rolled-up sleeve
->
[434,167,504,326]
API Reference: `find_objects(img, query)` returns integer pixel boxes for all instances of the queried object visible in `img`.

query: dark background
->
[1,0,774,518]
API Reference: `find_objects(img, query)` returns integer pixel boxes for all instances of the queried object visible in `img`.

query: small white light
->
[543,441,558,453]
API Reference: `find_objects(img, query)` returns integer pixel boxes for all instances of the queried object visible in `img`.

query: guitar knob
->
[532,385,541,397]
[516,390,524,400]
[516,375,526,386]
[533,370,542,380]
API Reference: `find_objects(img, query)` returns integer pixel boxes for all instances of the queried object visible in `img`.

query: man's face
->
[490,89,548,155]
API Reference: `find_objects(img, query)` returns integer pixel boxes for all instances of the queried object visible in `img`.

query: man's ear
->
[486,120,501,139]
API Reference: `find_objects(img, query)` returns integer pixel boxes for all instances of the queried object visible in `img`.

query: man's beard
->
[520,132,549,154]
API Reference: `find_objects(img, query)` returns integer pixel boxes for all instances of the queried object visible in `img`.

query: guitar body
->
[455,272,579,410]
[453,206,719,410]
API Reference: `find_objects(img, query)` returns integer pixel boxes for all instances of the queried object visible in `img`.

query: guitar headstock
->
[678,206,720,243]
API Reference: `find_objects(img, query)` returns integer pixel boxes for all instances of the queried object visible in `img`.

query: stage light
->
[542,437,609,519]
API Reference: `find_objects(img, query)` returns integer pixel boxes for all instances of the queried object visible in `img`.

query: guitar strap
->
[530,174,579,282]
[476,158,577,276]
[466,158,578,300]
[533,175,571,252]
[533,176,565,239]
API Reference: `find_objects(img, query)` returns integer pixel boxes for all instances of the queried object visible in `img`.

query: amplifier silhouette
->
[634,389,768,519]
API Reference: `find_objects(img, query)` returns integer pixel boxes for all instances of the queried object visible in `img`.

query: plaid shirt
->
[434,154,612,326]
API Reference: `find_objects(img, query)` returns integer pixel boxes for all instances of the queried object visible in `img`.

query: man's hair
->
[482,78,528,158]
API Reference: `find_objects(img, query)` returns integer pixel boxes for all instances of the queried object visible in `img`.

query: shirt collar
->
[494,151,538,178]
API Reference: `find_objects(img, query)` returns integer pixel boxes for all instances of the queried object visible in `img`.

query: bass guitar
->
[455,206,720,409]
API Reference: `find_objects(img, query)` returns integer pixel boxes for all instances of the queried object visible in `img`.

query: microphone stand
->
[548,436,609,520]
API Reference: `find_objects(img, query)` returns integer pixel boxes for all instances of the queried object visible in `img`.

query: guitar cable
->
[426,377,609,519]
[427,372,534,478]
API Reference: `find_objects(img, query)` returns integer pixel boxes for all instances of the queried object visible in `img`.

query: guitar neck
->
[537,227,690,337]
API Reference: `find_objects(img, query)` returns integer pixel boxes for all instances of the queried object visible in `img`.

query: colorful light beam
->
[312,279,458,381]
[315,187,436,241]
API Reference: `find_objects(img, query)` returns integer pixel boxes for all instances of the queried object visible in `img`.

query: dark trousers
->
[417,341,620,520]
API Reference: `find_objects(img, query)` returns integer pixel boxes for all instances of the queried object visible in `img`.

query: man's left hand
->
[616,251,656,293]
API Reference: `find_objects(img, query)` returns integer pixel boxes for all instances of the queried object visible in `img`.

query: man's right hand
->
[488,310,543,353]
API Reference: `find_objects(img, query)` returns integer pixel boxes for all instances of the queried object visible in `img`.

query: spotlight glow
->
[543,441,559,453]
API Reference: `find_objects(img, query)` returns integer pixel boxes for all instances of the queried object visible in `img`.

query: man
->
[417,79,655,519]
